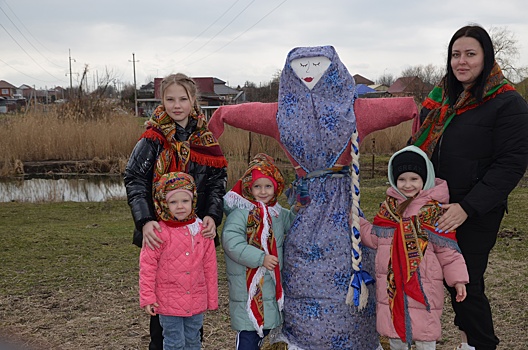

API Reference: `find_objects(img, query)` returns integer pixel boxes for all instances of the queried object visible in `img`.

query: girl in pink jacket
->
[360,146,469,350]
[139,172,218,350]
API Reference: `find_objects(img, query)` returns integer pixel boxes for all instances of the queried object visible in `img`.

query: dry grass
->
[359,120,414,155]
[0,106,142,176]
[0,105,412,180]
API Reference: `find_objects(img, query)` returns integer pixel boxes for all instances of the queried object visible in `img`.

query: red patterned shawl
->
[373,196,457,344]
[412,62,515,157]
[226,153,285,336]
[139,105,227,215]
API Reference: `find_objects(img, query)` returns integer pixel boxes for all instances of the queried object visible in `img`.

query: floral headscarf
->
[153,172,197,226]
[238,153,285,206]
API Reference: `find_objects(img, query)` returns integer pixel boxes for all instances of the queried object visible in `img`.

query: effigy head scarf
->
[153,171,197,224]
[277,45,357,172]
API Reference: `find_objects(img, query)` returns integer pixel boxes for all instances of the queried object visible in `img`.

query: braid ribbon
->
[346,128,375,309]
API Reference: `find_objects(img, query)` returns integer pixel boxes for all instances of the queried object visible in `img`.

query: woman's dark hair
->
[446,25,495,105]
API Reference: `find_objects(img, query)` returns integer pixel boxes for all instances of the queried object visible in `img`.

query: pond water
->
[0,175,127,203]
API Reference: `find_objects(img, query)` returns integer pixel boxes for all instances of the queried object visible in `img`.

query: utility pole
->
[129,53,139,116]
[67,49,76,98]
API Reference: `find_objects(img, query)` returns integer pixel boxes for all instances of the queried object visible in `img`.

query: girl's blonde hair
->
[160,73,202,117]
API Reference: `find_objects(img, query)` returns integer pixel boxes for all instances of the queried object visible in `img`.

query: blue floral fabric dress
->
[274,46,379,350]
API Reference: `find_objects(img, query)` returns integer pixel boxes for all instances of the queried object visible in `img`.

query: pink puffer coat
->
[360,179,469,342]
[139,220,218,316]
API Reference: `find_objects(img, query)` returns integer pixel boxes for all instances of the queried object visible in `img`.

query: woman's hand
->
[436,203,468,233]
[142,221,163,250]
[201,216,217,239]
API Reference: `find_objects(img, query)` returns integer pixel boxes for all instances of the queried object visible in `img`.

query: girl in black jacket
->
[124,73,227,350]
[412,25,528,350]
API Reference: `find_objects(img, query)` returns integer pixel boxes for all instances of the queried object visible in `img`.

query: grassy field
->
[0,173,526,350]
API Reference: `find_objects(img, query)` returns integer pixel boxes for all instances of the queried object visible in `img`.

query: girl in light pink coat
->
[360,146,469,350]
[139,172,218,350]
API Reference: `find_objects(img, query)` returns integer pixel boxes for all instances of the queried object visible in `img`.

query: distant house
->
[356,84,377,97]
[388,76,433,100]
[138,81,155,99]
[18,84,34,99]
[192,77,244,106]
[17,85,64,103]
[136,76,244,118]
[0,80,16,98]
[368,83,389,92]
[353,74,375,85]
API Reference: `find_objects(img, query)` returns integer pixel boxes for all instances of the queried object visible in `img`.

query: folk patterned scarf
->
[412,62,515,157]
[153,172,198,227]
[140,105,227,194]
[373,196,457,345]
[224,153,285,337]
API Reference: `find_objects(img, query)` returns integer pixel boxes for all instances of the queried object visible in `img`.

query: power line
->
[189,0,288,66]
[0,22,65,82]
[168,0,242,56]
[0,57,52,83]
[0,1,63,69]
[174,0,257,65]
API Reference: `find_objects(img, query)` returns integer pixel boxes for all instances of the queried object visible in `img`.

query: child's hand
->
[263,254,279,271]
[454,283,467,302]
[201,216,217,239]
[293,203,304,213]
[143,303,159,316]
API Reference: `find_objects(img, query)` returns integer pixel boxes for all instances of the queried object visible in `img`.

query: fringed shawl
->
[413,62,515,156]
[140,105,227,198]
[224,153,285,337]
[373,196,458,347]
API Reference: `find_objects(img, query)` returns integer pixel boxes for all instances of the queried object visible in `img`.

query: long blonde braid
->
[345,128,369,309]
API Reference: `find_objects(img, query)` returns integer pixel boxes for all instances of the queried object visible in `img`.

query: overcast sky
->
[1,0,527,90]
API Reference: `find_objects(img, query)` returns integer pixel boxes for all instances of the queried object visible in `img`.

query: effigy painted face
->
[290,56,331,90]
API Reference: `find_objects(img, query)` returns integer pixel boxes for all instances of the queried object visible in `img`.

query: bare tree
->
[401,64,443,86]
[377,72,395,87]
[489,26,528,83]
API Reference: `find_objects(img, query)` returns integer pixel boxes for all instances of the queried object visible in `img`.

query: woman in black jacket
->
[412,25,528,350]
[124,73,227,350]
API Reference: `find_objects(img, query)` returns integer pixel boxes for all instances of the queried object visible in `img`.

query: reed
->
[0,106,142,176]
[0,104,413,179]
[359,120,414,155]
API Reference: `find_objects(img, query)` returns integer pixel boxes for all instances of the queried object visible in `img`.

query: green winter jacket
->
[221,201,296,332]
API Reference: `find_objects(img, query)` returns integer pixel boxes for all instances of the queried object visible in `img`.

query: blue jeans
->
[159,313,204,350]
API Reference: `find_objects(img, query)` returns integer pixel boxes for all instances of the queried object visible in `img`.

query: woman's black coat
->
[419,90,528,217]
